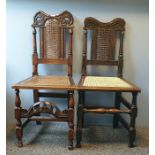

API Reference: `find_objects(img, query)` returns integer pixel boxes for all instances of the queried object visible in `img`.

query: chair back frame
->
[81,17,125,77]
[32,11,74,77]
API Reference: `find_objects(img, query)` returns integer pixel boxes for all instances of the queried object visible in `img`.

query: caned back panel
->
[44,19,61,59]
[91,29,116,61]
[32,11,73,60]
[84,17,125,61]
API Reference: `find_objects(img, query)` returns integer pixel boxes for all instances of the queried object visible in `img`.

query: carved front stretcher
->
[20,101,68,119]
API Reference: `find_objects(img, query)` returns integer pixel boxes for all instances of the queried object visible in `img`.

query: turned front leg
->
[76,91,84,148]
[129,92,138,147]
[68,91,74,150]
[14,89,23,147]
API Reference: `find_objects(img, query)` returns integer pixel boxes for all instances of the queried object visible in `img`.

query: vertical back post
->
[82,29,87,76]
[40,26,44,58]
[117,31,124,77]
[68,28,73,77]
[32,27,38,76]
[60,28,65,58]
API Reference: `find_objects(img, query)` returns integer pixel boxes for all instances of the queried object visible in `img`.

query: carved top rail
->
[84,17,125,31]
[32,10,73,28]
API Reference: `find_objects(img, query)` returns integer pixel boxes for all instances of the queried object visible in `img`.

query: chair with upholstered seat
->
[12,11,75,149]
[76,17,141,148]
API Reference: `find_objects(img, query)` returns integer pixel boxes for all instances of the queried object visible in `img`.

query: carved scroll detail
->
[33,11,49,27]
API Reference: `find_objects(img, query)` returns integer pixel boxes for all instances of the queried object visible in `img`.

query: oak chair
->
[12,11,75,149]
[76,17,141,148]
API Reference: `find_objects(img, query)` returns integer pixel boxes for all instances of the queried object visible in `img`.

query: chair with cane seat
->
[76,17,141,148]
[12,11,75,149]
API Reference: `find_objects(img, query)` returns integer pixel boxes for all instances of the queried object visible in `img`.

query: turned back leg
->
[113,92,121,128]
[68,91,74,150]
[128,92,138,147]
[76,91,84,148]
